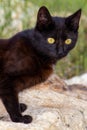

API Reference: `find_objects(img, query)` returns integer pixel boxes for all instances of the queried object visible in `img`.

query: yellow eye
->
[65,39,72,45]
[47,38,55,44]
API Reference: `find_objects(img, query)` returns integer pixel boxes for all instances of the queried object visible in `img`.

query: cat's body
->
[0,6,81,123]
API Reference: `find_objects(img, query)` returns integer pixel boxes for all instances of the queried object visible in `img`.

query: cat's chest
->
[15,64,53,92]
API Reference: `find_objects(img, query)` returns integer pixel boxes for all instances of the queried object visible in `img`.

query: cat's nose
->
[58,47,64,55]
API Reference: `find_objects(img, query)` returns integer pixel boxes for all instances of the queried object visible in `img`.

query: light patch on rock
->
[65,73,87,86]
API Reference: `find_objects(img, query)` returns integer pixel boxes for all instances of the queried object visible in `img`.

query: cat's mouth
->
[57,52,68,60]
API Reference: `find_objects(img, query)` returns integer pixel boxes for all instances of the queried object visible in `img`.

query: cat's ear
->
[65,9,82,31]
[35,6,54,31]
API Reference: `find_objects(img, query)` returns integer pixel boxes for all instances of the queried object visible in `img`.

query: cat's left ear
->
[65,9,82,31]
[35,6,54,31]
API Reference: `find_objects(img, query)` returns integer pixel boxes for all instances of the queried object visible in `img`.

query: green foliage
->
[0,0,87,78]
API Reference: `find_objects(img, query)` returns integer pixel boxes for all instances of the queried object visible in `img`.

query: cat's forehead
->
[53,17,66,29]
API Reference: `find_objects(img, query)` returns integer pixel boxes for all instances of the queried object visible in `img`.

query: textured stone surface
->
[0,74,87,130]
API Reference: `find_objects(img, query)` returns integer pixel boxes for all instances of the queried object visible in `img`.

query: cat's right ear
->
[35,6,54,31]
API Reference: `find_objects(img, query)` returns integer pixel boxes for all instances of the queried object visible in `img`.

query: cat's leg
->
[20,103,27,113]
[0,76,32,123]
[1,93,32,123]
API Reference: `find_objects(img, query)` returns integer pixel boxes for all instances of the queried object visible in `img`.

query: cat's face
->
[35,6,81,62]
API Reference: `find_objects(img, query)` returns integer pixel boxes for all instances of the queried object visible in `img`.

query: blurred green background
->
[0,0,87,79]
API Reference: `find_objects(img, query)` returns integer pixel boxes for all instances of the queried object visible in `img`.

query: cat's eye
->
[65,39,72,45]
[47,38,55,44]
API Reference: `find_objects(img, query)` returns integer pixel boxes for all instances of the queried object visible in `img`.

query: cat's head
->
[35,6,81,62]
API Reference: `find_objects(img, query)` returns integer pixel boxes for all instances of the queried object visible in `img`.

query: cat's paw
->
[22,115,32,124]
[11,115,32,123]
[20,103,27,113]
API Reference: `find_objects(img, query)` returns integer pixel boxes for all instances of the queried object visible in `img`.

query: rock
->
[0,74,87,130]
[65,73,87,86]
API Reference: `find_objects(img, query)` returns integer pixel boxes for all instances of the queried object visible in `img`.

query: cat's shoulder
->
[10,29,34,40]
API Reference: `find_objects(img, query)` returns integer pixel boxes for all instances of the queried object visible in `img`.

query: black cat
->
[0,6,81,123]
